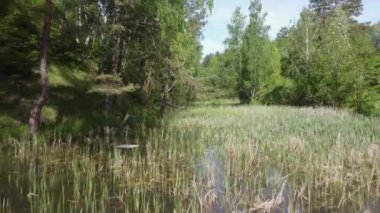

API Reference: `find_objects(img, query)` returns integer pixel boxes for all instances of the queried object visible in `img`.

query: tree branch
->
[165,102,185,110]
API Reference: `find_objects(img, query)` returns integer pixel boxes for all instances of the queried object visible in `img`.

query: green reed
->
[1,103,379,212]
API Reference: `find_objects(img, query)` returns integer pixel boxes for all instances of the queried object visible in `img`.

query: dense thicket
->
[0,0,213,136]
[200,0,379,114]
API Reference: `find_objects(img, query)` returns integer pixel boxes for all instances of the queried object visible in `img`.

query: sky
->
[201,0,380,57]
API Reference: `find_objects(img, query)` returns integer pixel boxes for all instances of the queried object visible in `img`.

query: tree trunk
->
[105,25,124,136]
[29,0,52,135]
[111,35,122,75]
[143,70,154,106]
[105,34,122,122]
[160,63,175,117]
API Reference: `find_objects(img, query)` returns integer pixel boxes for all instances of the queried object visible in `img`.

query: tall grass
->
[1,103,379,212]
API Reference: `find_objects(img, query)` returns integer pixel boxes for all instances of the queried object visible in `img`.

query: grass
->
[1,102,380,212]
[0,64,107,141]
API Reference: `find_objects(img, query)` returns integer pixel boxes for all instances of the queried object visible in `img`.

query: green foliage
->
[198,53,234,99]
[0,0,13,17]
[1,0,379,140]
[373,22,380,50]
[222,8,246,97]
[0,1,40,76]
[199,1,284,105]
[198,1,378,115]
[0,0,214,136]
[237,0,280,104]
[273,7,379,114]
[345,24,380,114]
[313,9,353,106]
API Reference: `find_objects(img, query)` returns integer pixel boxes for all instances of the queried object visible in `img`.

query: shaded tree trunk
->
[105,34,122,118]
[111,35,122,75]
[160,63,175,117]
[105,27,124,136]
[29,0,52,135]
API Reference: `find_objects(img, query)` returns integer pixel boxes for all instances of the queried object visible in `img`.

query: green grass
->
[1,103,379,212]
[0,64,106,141]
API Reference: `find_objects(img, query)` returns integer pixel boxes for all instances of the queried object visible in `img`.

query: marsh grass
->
[1,103,379,212]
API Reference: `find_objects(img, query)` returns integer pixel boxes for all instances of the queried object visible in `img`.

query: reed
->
[1,103,379,212]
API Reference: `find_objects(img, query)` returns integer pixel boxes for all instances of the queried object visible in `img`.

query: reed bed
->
[1,104,379,212]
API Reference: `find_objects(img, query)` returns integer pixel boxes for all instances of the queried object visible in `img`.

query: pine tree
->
[309,0,363,18]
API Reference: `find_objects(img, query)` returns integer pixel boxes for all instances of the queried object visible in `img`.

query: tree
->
[309,0,363,18]
[275,5,378,114]
[1,0,215,137]
[282,9,319,105]
[0,0,13,17]
[0,0,40,76]
[309,0,333,17]
[314,9,354,107]
[348,23,380,114]
[29,0,53,135]
[238,0,272,104]
[224,7,246,57]
[373,22,380,50]
[223,7,246,97]
[158,0,213,115]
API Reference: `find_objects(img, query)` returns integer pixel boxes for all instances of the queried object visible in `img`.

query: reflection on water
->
[195,149,225,212]
[194,150,380,213]
[265,166,290,213]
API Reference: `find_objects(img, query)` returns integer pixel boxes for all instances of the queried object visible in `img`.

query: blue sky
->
[202,0,380,57]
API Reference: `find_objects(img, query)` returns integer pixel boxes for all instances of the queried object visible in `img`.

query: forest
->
[201,0,379,113]
[0,0,379,138]
[0,0,379,212]
[1,0,213,138]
